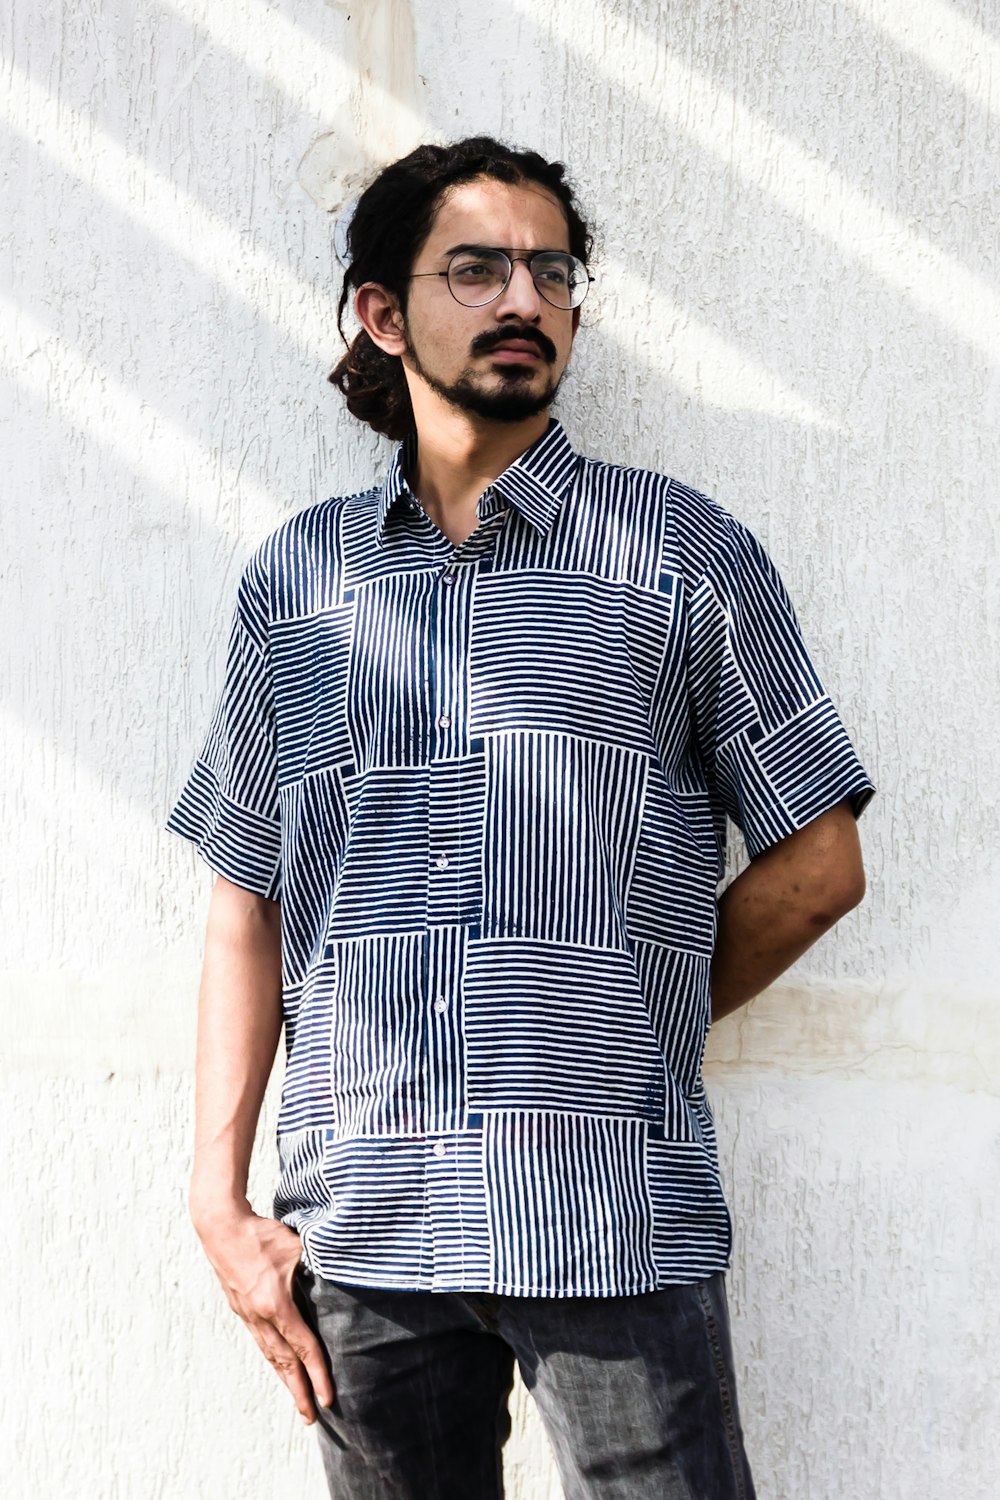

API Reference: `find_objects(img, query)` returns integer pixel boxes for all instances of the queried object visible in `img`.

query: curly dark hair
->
[328,136,593,440]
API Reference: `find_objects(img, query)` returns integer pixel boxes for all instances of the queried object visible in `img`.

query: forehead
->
[424,176,571,255]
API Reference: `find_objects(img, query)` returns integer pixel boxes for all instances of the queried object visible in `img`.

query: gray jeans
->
[294,1265,756,1499]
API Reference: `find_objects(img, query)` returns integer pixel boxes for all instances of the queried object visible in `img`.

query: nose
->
[493,257,543,320]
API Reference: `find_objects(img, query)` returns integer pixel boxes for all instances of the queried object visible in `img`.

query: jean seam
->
[697,1281,747,1500]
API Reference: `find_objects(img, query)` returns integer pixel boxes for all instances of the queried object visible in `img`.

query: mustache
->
[470,326,557,362]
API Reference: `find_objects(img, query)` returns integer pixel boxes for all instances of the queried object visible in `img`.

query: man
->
[168,136,873,1499]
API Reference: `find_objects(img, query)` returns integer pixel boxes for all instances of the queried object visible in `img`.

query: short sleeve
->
[165,555,282,898]
[687,515,875,860]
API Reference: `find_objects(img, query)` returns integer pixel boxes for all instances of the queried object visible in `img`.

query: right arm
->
[188,874,334,1424]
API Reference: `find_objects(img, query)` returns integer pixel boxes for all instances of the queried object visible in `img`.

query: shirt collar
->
[375,418,579,546]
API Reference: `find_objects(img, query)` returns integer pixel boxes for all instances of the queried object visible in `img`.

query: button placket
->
[423,574,463,1209]
[428,562,463,907]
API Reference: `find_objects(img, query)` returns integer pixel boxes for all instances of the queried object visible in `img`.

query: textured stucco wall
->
[3,2,998,1496]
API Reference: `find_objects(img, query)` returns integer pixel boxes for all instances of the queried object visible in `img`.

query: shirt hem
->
[297,1253,733,1299]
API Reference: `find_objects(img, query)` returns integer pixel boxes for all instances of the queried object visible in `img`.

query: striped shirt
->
[167,418,874,1296]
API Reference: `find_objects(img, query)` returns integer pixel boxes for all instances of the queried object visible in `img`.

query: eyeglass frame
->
[409,245,595,310]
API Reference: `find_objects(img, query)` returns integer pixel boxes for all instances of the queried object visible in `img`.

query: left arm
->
[709,801,865,1023]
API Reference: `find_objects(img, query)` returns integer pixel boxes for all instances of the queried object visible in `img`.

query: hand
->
[195,1207,335,1424]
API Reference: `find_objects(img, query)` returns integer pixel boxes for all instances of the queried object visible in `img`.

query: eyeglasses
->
[410,247,594,310]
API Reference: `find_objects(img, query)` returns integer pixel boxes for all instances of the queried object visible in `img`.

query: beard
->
[404,326,565,423]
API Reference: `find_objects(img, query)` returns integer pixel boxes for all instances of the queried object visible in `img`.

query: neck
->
[405,398,550,520]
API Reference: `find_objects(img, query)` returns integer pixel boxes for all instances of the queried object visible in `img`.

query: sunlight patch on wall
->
[162,0,434,217]
[609,262,837,427]
[300,0,433,214]
[4,61,337,366]
[0,293,267,537]
[843,0,1000,122]
[512,0,1000,364]
[159,0,355,123]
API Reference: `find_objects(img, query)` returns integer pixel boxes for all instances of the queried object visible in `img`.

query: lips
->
[486,338,546,364]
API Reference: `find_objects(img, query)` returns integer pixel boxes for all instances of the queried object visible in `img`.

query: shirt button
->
[433,996,447,1014]
[435,854,450,870]
[442,573,456,586]
[432,1141,447,1158]
[437,714,452,729]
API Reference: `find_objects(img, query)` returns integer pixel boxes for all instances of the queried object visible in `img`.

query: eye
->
[450,251,507,283]
[532,254,574,287]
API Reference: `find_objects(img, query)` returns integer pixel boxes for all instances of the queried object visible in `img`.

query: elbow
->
[847,859,867,911]
[838,843,867,913]
[797,803,868,926]
[810,857,866,927]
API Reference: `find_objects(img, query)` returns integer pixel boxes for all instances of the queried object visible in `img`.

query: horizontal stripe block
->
[465,939,669,1126]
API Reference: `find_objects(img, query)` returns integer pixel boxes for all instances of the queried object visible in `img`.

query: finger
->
[250,1321,321,1425]
[278,1244,336,1411]
[275,1305,336,1410]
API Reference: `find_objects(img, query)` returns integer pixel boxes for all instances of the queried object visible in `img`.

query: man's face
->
[397,176,581,424]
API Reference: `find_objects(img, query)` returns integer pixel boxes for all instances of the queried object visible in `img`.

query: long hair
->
[329,137,593,440]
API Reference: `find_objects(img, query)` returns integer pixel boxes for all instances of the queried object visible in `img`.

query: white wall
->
[3,2,998,1495]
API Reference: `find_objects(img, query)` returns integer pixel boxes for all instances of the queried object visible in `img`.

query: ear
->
[571,305,582,338]
[355,282,409,357]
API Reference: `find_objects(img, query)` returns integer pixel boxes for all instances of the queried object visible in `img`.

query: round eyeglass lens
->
[447,250,512,306]
[529,252,589,309]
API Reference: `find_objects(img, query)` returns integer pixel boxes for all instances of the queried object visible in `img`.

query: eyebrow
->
[442,242,571,257]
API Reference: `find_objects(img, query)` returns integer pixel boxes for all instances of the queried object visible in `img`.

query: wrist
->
[188,1186,254,1240]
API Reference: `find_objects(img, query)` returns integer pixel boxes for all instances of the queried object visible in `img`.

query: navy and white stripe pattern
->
[167,419,874,1296]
